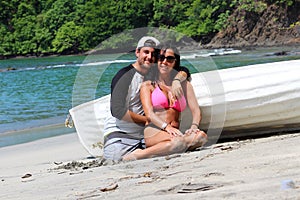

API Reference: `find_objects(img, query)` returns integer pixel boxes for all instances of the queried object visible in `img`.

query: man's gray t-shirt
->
[103,64,145,139]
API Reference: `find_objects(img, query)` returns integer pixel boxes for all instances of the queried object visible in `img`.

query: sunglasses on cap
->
[158,55,176,63]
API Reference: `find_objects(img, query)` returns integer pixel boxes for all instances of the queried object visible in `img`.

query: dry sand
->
[0,132,300,199]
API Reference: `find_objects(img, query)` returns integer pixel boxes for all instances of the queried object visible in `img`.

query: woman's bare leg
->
[122,128,207,161]
[123,127,187,161]
[122,139,187,161]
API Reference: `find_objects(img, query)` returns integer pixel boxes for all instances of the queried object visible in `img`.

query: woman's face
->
[157,49,176,75]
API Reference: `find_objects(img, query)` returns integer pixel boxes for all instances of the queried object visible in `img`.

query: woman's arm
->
[186,81,201,129]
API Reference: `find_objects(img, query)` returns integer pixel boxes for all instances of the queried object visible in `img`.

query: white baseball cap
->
[137,36,160,49]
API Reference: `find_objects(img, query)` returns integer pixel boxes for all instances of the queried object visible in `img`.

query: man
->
[103,36,189,161]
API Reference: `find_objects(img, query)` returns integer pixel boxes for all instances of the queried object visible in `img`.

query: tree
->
[0,24,12,55]
[176,0,233,42]
[10,2,38,55]
[52,21,84,54]
[150,0,191,28]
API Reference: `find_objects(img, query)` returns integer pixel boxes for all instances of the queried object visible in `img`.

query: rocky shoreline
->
[206,3,300,49]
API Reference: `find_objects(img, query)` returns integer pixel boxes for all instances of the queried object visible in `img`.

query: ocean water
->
[0,46,300,147]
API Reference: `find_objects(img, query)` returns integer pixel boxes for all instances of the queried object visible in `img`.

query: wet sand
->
[0,132,299,199]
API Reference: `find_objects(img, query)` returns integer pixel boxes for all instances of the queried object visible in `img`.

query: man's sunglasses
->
[158,55,176,63]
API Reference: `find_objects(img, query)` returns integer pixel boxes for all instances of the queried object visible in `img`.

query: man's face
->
[136,47,157,71]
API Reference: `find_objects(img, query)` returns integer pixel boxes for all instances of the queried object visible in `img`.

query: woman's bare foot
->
[122,149,144,161]
[185,130,208,151]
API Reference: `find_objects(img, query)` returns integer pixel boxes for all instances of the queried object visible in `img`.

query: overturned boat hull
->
[189,59,300,143]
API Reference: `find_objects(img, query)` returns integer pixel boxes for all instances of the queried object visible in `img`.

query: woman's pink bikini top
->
[151,86,186,112]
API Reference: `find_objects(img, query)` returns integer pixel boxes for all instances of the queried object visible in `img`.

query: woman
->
[123,45,207,161]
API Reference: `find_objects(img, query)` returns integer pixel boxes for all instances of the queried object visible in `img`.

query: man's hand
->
[171,79,184,99]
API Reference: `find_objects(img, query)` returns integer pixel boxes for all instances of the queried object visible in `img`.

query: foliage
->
[175,0,234,42]
[0,0,297,57]
[236,0,268,13]
[52,21,84,54]
[266,0,294,6]
[150,0,191,28]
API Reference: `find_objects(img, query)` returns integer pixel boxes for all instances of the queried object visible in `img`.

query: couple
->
[103,36,207,161]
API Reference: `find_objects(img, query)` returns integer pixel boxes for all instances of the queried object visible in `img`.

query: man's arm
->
[110,66,147,124]
[171,66,190,98]
[110,67,131,120]
[122,110,148,124]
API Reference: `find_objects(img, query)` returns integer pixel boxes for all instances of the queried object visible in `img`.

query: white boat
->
[190,59,300,143]
[68,60,300,156]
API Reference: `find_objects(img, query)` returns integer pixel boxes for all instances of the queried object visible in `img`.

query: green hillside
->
[0,0,298,58]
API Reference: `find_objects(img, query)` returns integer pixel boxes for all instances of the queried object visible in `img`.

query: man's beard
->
[141,62,155,70]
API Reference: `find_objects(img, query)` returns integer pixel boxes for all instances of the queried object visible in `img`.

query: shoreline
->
[0,132,299,199]
[1,44,300,61]
[0,123,74,148]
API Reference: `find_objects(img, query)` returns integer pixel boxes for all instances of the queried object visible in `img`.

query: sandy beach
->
[0,132,299,200]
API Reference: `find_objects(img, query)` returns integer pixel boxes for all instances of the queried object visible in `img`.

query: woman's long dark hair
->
[145,44,181,81]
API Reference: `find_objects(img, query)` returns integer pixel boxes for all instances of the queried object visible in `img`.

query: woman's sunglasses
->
[158,55,176,63]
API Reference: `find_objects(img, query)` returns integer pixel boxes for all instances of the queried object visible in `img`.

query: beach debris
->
[165,154,181,160]
[21,173,32,179]
[143,172,152,177]
[92,141,104,149]
[100,183,118,192]
[213,144,226,149]
[69,171,83,175]
[86,155,96,159]
[177,183,223,193]
[156,182,223,194]
[54,161,63,165]
[21,173,35,182]
[220,146,233,151]
[203,172,225,177]
[213,142,242,151]
[281,179,296,190]
[118,171,161,185]
[53,159,106,172]
[137,180,155,184]
[118,175,135,181]
[75,183,118,200]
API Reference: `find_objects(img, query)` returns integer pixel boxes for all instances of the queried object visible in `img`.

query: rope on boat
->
[65,114,73,128]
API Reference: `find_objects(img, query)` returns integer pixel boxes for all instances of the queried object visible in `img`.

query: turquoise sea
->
[1,46,300,147]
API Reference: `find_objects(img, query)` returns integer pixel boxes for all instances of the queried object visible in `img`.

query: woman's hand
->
[185,128,201,135]
[165,124,183,137]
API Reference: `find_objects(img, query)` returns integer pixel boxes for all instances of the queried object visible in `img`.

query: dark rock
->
[206,3,300,48]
